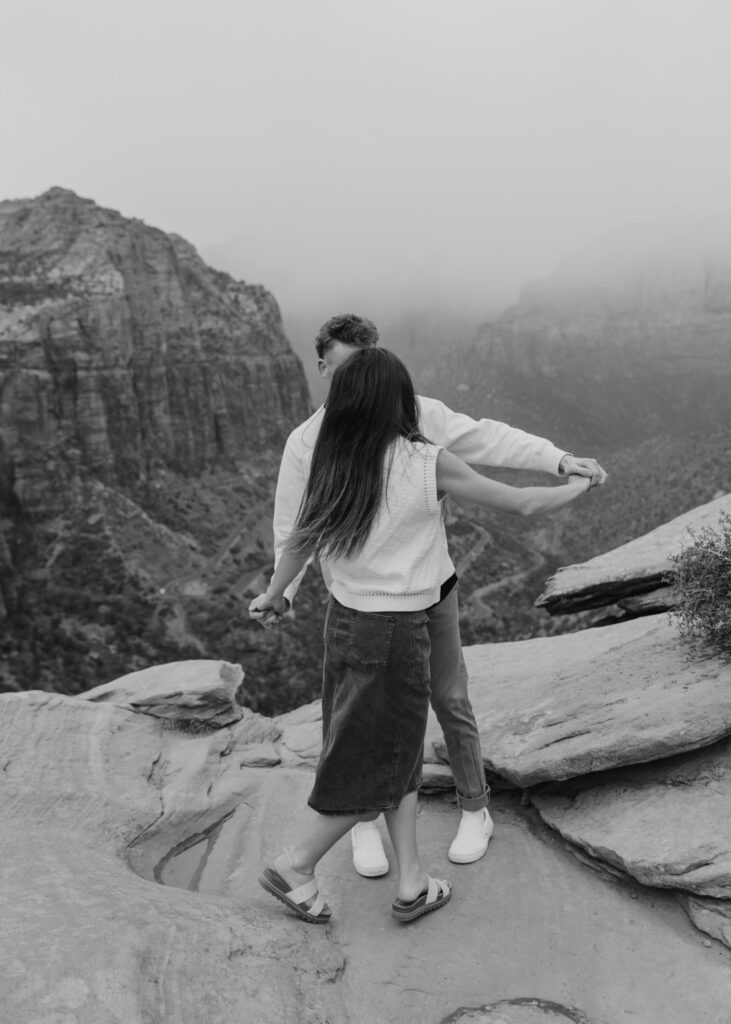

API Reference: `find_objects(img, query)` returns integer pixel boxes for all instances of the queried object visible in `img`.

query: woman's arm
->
[271,430,314,608]
[436,448,592,516]
[249,544,312,624]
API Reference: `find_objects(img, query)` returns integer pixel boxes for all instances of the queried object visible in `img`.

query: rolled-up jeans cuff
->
[457,787,490,811]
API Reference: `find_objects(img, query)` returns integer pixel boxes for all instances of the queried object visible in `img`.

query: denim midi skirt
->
[308,597,432,816]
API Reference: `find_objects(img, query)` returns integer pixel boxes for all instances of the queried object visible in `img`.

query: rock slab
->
[536,493,731,613]
[4,665,731,1023]
[426,613,731,786]
[0,689,344,1024]
[532,737,731,900]
[84,658,245,727]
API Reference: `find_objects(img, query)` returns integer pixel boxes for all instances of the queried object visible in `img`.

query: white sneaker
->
[448,808,494,864]
[351,820,389,877]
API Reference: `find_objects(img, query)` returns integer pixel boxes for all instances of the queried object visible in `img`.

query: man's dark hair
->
[314,313,379,359]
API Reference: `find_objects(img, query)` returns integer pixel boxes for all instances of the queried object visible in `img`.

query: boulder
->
[83,659,246,728]
[531,738,731,900]
[426,613,731,787]
[536,493,731,613]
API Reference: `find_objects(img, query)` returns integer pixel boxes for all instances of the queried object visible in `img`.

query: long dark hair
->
[291,348,427,560]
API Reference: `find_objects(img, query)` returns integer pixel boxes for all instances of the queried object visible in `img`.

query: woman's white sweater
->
[322,439,454,612]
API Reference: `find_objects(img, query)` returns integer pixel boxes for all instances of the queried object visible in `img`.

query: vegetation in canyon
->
[3,424,730,715]
[3,189,731,716]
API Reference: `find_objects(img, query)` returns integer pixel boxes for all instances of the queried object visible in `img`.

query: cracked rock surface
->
[3,662,731,1023]
[533,737,731,895]
[0,689,346,1024]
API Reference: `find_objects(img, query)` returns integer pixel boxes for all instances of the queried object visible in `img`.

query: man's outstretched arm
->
[417,395,607,482]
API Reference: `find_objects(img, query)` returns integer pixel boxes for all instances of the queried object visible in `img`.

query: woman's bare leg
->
[384,792,427,902]
[272,809,372,887]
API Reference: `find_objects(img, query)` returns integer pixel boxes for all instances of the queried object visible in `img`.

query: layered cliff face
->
[435,217,731,450]
[0,187,310,514]
[0,189,320,696]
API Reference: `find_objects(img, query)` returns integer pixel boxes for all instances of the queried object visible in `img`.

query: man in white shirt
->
[261,313,606,876]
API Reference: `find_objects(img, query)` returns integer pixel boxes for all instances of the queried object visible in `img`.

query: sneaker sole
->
[353,860,389,878]
[448,843,489,864]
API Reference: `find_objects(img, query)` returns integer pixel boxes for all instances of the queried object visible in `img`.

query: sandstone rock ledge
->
[0,677,345,1024]
[427,613,731,788]
[536,493,731,613]
[2,660,731,1024]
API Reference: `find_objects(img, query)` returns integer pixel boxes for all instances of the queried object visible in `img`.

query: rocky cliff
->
[432,216,731,450]
[0,189,315,695]
[3,496,731,1023]
[0,187,310,514]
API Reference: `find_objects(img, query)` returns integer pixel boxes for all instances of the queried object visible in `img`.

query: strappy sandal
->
[391,876,452,923]
[258,859,332,924]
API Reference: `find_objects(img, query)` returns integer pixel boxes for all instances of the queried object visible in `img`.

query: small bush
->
[671,511,731,656]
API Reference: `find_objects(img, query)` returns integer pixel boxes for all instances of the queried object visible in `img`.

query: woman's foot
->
[258,851,331,924]
[391,876,452,922]
[395,866,430,905]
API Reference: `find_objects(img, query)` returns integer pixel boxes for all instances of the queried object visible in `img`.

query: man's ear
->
[317,359,330,379]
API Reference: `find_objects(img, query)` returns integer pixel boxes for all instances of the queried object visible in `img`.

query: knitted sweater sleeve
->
[417,395,567,476]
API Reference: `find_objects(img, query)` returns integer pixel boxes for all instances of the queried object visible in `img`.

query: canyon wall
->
[0,187,311,514]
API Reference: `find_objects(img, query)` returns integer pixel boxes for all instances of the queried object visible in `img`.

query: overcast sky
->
[3,0,731,326]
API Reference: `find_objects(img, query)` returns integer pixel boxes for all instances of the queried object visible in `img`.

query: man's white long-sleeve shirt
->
[272,395,569,606]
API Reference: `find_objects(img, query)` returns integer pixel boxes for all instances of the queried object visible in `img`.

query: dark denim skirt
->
[308,597,432,816]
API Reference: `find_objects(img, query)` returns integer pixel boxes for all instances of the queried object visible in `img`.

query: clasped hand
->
[559,455,607,488]
[249,592,288,628]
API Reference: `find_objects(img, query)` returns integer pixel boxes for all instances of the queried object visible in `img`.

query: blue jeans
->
[427,585,489,810]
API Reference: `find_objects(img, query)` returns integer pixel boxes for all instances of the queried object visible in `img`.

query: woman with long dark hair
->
[250,347,591,924]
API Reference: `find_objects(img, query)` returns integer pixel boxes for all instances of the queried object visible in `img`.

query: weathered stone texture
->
[425,613,731,787]
[532,737,731,898]
[680,894,731,949]
[3,651,731,1023]
[0,187,311,515]
[83,658,246,728]
[536,493,731,613]
[0,688,346,1024]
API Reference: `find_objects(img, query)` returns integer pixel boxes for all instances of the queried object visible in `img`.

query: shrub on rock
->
[671,511,731,656]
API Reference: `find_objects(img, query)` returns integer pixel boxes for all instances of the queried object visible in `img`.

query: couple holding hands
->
[249,313,606,925]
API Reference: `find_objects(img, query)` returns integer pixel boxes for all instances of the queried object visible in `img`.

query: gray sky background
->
[4,0,731,325]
